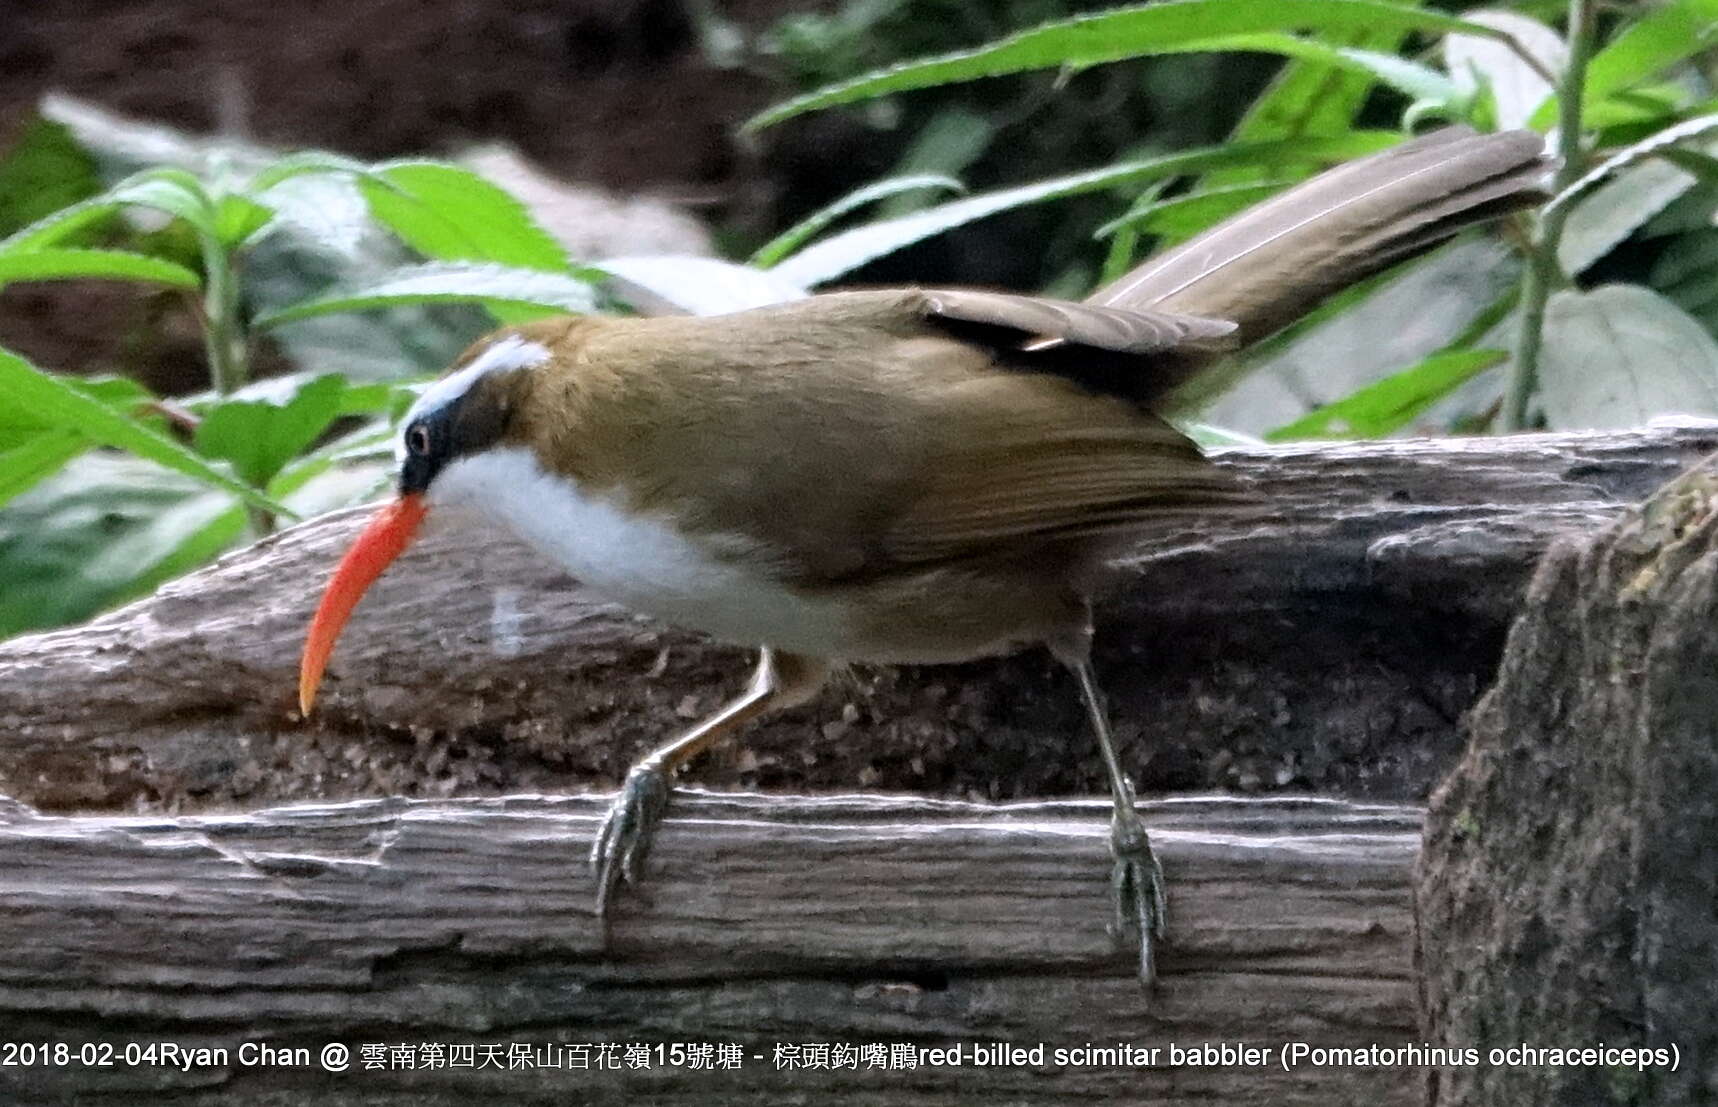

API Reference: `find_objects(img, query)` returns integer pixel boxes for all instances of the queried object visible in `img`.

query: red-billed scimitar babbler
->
[299,127,1550,983]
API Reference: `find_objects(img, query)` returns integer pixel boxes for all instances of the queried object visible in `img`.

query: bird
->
[297,126,1549,984]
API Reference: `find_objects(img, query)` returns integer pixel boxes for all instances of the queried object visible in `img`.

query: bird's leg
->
[1059,640,1166,985]
[590,648,827,928]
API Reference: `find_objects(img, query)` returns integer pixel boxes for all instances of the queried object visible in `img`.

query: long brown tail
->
[1090,127,1551,346]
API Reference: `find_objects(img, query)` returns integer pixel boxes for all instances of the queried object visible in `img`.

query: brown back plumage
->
[462,130,1551,589]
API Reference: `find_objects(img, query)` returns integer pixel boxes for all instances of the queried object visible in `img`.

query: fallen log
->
[0,792,1420,1105]
[0,423,1710,814]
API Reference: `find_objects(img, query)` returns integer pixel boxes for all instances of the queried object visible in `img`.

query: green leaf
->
[0,117,101,238]
[106,169,219,236]
[361,161,569,271]
[596,255,810,315]
[70,376,156,409]
[1099,221,1144,285]
[214,193,275,248]
[772,132,1400,287]
[0,345,291,516]
[1182,33,1458,104]
[0,247,199,289]
[1266,348,1506,440]
[1226,26,1406,149]
[1444,10,1562,131]
[747,0,1514,130]
[1585,87,1691,135]
[1558,159,1697,275]
[248,150,380,193]
[0,167,216,254]
[193,375,348,489]
[0,374,156,449]
[337,380,415,416]
[1532,0,1718,129]
[1098,181,1287,240]
[1197,23,1404,203]
[0,430,87,507]
[1651,226,1718,328]
[254,261,599,328]
[751,174,965,268]
[1539,284,1718,430]
[1545,113,1718,224]
[1182,422,1265,448]
[0,455,241,636]
[81,492,247,610]
[0,194,119,254]
[1656,147,1718,184]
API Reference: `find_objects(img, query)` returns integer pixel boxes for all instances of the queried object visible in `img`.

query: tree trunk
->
[1417,459,1718,1106]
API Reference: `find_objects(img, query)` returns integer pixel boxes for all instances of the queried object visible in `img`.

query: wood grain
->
[0,792,1420,1104]
[0,423,1712,814]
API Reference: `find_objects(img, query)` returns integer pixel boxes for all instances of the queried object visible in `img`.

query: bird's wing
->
[915,287,1237,355]
[821,290,1250,569]
[867,364,1254,570]
[890,286,1242,418]
[564,292,1254,585]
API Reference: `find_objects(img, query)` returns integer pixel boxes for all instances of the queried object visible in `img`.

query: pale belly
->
[431,447,862,656]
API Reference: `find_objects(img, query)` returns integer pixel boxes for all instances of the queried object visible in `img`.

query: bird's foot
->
[589,762,672,928]
[1108,808,1167,985]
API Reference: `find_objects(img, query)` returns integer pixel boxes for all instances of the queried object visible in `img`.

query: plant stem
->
[1504,0,1595,431]
[197,229,273,532]
[198,240,248,398]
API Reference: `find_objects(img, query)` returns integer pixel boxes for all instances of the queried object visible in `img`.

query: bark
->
[0,423,1712,815]
[0,792,1420,1105]
[1417,458,1718,1106]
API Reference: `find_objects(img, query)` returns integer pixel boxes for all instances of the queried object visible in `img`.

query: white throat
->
[429,447,850,652]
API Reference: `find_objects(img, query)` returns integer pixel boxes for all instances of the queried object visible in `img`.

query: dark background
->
[0,0,1279,287]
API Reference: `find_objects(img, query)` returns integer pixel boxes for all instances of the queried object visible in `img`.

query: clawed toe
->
[590,764,671,924]
[1109,815,1167,985]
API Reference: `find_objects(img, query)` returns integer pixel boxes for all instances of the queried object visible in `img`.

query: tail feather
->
[1091,127,1551,346]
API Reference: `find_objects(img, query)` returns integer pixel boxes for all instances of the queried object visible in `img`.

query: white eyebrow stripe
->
[397,335,552,462]
[398,335,551,450]
[409,335,551,420]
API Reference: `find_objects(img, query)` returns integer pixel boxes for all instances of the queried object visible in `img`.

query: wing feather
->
[918,287,1237,354]
[864,362,1254,570]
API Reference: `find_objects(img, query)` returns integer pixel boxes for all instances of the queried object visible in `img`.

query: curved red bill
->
[298,493,428,716]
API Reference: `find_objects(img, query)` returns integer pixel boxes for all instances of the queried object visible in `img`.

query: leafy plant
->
[745,0,1718,438]
[0,100,828,635]
[4,0,1718,637]
[0,139,614,633]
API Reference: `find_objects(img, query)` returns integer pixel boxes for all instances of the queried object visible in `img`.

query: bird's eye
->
[406,424,433,457]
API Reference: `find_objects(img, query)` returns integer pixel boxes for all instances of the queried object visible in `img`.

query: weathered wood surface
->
[0,792,1420,1104]
[0,423,1711,815]
[1418,460,1718,1106]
